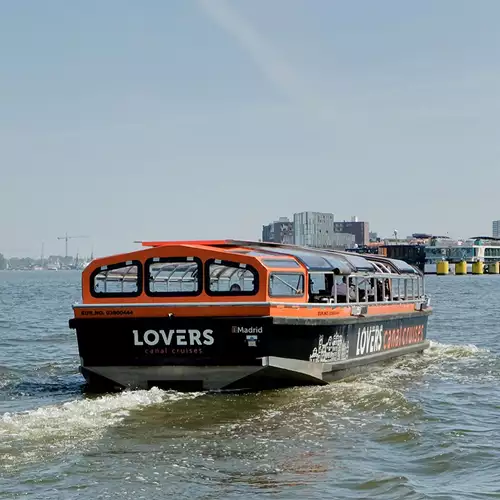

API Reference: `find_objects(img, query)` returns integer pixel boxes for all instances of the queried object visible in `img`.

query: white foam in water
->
[0,387,202,467]
[425,339,489,356]
[306,340,493,420]
[221,340,493,440]
[1,341,491,470]
[0,377,11,390]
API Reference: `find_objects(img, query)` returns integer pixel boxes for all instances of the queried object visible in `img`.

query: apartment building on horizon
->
[334,216,370,246]
[261,217,294,244]
[493,220,500,239]
[261,211,364,249]
[293,211,355,249]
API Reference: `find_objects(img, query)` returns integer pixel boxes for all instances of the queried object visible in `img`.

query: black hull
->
[69,311,431,392]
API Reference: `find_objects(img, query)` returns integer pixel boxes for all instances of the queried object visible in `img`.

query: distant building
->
[493,220,500,239]
[369,231,379,242]
[262,217,294,244]
[334,216,369,246]
[294,211,334,247]
[331,232,356,248]
[292,211,353,248]
[411,233,433,239]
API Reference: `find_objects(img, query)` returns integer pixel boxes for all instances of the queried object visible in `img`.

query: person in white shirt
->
[332,277,355,302]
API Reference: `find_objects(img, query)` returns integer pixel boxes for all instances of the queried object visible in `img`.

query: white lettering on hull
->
[232,326,263,334]
[356,325,383,356]
[133,329,214,347]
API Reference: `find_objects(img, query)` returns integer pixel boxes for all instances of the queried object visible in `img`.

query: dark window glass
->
[262,259,300,268]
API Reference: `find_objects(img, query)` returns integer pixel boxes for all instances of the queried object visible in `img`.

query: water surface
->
[1,271,499,499]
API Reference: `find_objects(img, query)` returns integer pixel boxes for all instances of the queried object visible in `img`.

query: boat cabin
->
[81,240,426,308]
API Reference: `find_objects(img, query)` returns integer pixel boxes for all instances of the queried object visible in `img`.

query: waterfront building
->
[293,211,355,249]
[493,220,500,239]
[424,237,500,273]
[262,217,294,244]
[334,216,369,246]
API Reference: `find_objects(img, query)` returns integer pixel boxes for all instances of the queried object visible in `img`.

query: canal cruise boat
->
[69,240,432,392]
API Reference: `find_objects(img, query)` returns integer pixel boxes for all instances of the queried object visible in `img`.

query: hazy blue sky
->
[1,0,499,258]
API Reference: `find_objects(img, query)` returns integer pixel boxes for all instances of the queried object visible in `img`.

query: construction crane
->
[57,233,89,258]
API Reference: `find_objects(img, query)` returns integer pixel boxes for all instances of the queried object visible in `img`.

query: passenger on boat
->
[376,279,383,300]
[332,277,355,303]
[230,284,242,292]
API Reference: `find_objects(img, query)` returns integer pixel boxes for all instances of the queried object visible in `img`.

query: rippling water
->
[1,271,499,499]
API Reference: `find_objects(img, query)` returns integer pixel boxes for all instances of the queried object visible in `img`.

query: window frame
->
[90,260,143,299]
[269,272,305,298]
[144,256,203,297]
[205,258,260,297]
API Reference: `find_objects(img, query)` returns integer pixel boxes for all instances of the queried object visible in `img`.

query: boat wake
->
[182,339,498,493]
[0,339,494,479]
[213,339,495,439]
[335,339,495,400]
[0,388,202,470]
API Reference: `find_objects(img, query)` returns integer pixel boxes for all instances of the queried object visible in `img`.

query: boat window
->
[261,258,300,269]
[308,271,339,299]
[257,247,343,271]
[254,246,356,273]
[206,259,259,295]
[309,272,327,294]
[233,250,276,257]
[91,260,142,297]
[269,273,304,297]
[386,258,420,274]
[338,253,376,272]
[145,257,202,296]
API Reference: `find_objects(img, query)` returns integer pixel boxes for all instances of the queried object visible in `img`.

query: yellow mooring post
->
[472,261,484,275]
[488,262,499,274]
[455,260,467,275]
[436,261,449,275]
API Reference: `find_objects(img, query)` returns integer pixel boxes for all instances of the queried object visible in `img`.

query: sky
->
[1,0,499,258]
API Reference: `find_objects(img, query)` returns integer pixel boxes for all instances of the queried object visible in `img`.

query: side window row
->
[91,258,263,297]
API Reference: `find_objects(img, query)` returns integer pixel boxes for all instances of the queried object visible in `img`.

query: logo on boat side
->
[383,324,424,349]
[246,335,258,347]
[133,329,214,347]
[232,326,263,334]
[356,325,383,356]
[309,332,349,363]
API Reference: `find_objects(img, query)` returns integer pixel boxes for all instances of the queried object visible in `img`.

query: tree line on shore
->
[0,254,85,270]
